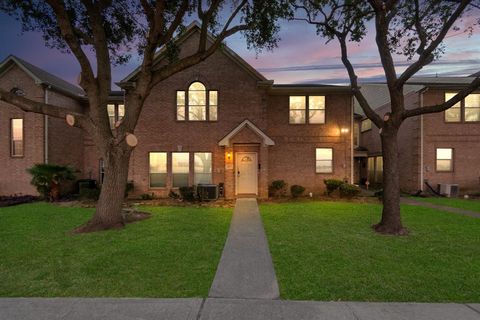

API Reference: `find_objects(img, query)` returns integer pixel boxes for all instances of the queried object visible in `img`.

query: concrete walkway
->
[1,298,480,320]
[208,198,279,299]
[402,198,480,218]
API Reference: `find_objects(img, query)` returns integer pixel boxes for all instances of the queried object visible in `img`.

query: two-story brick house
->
[358,78,480,194]
[0,25,354,199]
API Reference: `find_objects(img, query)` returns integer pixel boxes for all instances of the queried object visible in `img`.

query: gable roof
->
[118,21,267,86]
[0,55,85,98]
[470,71,480,77]
[218,119,275,147]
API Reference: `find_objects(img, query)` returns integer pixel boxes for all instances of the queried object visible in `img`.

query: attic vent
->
[10,87,25,96]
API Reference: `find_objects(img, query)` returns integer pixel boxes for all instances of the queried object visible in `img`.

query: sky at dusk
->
[1,11,479,88]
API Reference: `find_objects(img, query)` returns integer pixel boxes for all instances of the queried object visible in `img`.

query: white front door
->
[236,152,258,195]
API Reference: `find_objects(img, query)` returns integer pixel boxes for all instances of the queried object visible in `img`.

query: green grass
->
[412,197,480,212]
[0,202,231,297]
[260,201,480,302]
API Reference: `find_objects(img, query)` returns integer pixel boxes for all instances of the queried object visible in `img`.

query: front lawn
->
[0,203,231,297]
[412,197,480,212]
[260,201,480,302]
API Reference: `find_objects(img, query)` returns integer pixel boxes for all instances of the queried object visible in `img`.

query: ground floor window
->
[194,152,212,184]
[10,118,23,157]
[172,152,190,187]
[316,148,333,173]
[436,148,453,172]
[99,159,105,184]
[367,156,383,185]
[149,152,167,187]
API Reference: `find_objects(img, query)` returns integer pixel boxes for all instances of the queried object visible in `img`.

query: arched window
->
[176,81,218,121]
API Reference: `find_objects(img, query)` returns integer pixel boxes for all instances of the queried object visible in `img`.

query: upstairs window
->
[436,148,453,172]
[107,103,125,128]
[11,118,23,157]
[177,82,218,121]
[465,94,480,122]
[361,119,372,132]
[289,95,326,124]
[445,93,461,122]
[445,92,480,123]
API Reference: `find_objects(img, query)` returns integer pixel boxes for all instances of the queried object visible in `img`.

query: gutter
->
[419,87,429,191]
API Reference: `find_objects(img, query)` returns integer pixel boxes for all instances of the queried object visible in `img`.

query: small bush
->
[79,187,100,200]
[140,193,154,200]
[169,190,180,199]
[339,183,361,198]
[290,185,306,198]
[269,180,287,198]
[27,164,76,201]
[125,181,134,198]
[324,179,344,196]
[179,186,196,201]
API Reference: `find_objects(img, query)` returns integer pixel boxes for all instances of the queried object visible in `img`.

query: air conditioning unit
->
[437,184,459,198]
[197,184,219,201]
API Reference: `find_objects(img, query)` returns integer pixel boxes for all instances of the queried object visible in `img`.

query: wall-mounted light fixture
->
[226,152,232,161]
[340,127,350,135]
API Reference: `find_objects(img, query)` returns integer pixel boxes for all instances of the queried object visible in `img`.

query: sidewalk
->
[1,298,479,320]
[401,198,480,218]
[208,198,279,299]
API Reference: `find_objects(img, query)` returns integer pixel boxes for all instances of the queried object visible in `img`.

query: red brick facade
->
[0,44,353,199]
[359,87,480,194]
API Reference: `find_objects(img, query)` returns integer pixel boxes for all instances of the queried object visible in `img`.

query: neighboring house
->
[0,24,354,199]
[357,78,480,194]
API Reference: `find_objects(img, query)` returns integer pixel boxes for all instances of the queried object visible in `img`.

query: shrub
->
[290,185,306,198]
[324,179,344,196]
[27,164,76,201]
[269,180,287,198]
[168,190,180,199]
[79,187,100,200]
[179,186,196,201]
[140,193,154,200]
[339,183,361,198]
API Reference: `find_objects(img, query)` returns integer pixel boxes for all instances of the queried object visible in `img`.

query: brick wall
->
[0,65,45,195]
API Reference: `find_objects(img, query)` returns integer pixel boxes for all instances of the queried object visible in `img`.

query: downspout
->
[419,88,428,191]
[350,95,354,184]
[44,86,50,164]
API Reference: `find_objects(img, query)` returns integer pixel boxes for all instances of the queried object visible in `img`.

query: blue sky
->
[1,12,479,87]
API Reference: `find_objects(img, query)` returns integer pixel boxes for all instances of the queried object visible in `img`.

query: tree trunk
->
[75,147,131,233]
[373,126,408,235]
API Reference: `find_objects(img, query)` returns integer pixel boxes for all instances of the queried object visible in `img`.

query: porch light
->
[340,127,349,135]
[226,152,232,160]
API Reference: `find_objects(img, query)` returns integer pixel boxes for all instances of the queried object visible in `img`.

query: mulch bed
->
[0,195,38,207]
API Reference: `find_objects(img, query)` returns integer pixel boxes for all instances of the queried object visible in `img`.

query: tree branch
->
[396,0,471,87]
[403,76,480,118]
[0,88,85,121]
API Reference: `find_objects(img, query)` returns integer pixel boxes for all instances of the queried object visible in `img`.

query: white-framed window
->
[465,93,480,122]
[149,152,167,188]
[360,118,372,132]
[353,122,360,148]
[107,103,125,128]
[172,152,190,187]
[289,95,326,124]
[445,93,461,122]
[177,82,218,121]
[194,152,212,184]
[436,148,453,172]
[444,92,480,122]
[315,148,333,173]
[11,118,23,157]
